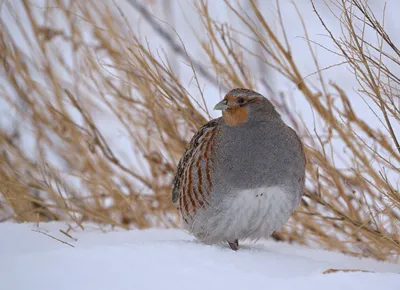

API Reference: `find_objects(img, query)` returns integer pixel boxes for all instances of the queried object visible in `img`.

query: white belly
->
[189,186,297,243]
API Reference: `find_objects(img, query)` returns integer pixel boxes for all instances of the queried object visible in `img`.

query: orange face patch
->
[221,93,262,126]
[225,93,247,107]
[222,106,249,126]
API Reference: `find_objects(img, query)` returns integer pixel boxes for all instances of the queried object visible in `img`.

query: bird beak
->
[214,99,229,111]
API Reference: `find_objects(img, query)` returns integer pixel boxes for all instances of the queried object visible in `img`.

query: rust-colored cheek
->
[222,106,249,127]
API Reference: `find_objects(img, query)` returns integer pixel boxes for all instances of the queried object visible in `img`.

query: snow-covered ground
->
[1,222,399,290]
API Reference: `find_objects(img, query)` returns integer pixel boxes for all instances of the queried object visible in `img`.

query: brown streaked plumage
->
[173,119,219,222]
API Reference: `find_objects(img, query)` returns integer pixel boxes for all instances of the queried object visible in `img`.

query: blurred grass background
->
[0,0,399,262]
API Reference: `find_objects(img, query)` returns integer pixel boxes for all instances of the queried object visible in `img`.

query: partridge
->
[172,88,306,251]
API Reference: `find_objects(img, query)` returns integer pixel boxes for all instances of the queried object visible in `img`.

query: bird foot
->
[228,239,239,251]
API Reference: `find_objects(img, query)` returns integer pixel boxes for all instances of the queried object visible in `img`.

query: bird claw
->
[228,239,239,251]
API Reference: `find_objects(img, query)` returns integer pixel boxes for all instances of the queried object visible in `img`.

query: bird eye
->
[237,97,245,104]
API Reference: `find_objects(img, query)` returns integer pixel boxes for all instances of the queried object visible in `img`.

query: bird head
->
[214,88,278,127]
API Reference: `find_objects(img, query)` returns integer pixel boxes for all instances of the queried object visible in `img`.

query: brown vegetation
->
[0,0,399,261]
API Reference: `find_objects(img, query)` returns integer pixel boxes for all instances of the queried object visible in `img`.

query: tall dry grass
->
[0,0,399,261]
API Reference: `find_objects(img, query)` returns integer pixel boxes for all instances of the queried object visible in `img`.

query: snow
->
[1,222,399,290]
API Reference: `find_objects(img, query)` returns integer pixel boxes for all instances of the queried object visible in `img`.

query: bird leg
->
[228,239,239,251]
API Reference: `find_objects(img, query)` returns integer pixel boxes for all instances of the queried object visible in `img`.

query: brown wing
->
[172,118,220,205]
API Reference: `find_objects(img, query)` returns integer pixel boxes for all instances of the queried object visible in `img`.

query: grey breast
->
[214,119,305,193]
